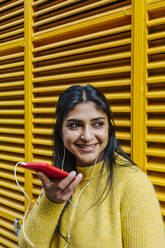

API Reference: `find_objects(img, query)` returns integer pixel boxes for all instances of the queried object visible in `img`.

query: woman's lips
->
[76,143,98,152]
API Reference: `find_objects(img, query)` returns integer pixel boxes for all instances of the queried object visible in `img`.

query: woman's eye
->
[94,122,104,127]
[68,123,80,128]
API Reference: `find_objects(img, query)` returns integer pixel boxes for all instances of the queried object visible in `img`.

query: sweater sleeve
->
[18,189,65,248]
[121,170,165,248]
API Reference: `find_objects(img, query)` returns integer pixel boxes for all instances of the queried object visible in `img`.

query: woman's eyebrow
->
[66,119,82,122]
[66,117,106,122]
[91,117,106,121]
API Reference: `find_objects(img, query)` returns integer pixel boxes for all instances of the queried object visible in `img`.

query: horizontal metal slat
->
[0,8,24,22]
[0,82,24,88]
[33,24,131,53]
[148,0,165,11]
[156,192,165,202]
[32,138,52,146]
[0,119,24,125]
[146,148,165,157]
[1,171,24,182]
[0,100,24,106]
[0,127,24,134]
[32,79,131,93]
[32,177,41,186]
[0,38,24,52]
[0,52,24,61]
[33,66,131,82]
[32,188,41,195]
[0,110,24,115]
[1,188,24,202]
[1,162,25,173]
[33,148,52,156]
[0,136,24,144]
[1,218,14,232]
[0,234,18,248]
[32,118,55,124]
[32,92,131,104]
[32,0,56,6]
[147,16,165,27]
[111,106,130,113]
[114,119,131,126]
[33,38,131,63]
[0,18,24,31]
[147,91,165,98]
[33,52,131,73]
[105,92,131,100]
[1,0,24,11]
[147,162,165,173]
[0,205,23,221]
[32,158,52,164]
[147,134,165,143]
[0,230,17,245]
[162,208,165,217]
[120,145,131,154]
[32,0,127,27]
[33,7,131,41]
[116,132,131,140]
[1,28,24,40]
[32,128,52,134]
[1,198,24,212]
[0,153,24,163]
[33,0,83,15]
[147,61,165,69]
[147,105,165,112]
[0,90,24,97]
[148,31,165,41]
[147,75,165,84]
[147,45,165,55]
[1,179,24,191]
[146,119,165,127]
[0,71,24,79]
[0,61,24,70]
[149,175,165,187]
[0,145,24,154]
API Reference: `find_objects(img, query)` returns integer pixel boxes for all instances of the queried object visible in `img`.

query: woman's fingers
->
[37,171,83,203]
[62,173,83,194]
[37,171,54,188]
[57,171,77,189]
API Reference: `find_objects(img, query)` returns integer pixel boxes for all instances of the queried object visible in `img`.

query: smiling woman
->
[18,85,165,248]
[62,101,109,167]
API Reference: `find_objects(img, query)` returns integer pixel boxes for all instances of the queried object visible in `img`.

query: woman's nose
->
[80,127,93,141]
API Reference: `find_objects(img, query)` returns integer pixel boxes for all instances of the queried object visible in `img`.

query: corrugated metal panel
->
[0,0,25,247]
[146,0,165,225]
[0,1,165,247]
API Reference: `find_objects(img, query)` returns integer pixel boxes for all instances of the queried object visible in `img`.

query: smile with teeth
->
[76,143,98,152]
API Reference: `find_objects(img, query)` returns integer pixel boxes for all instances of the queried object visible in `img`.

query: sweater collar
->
[76,160,109,181]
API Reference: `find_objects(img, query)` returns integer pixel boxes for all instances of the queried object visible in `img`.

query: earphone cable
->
[14,162,35,247]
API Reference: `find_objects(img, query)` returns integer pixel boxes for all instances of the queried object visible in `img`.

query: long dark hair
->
[53,84,134,190]
[53,85,134,240]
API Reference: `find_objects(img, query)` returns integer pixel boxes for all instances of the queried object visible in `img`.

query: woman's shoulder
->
[114,154,141,174]
[113,154,151,188]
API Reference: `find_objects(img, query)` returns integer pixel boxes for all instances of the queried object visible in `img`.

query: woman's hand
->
[37,171,83,203]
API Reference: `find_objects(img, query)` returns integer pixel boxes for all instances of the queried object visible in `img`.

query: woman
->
[18,85,165,247]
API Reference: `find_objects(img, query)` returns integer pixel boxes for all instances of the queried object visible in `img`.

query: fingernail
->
[69,171,76,177]
[77,173,83,180]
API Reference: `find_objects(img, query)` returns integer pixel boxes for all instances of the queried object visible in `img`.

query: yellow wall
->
[0,0,165,247]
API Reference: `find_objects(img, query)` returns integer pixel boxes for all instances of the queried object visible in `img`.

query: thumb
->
[37,171,51,187]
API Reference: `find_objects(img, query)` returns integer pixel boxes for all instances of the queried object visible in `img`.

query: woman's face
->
[62,101,109,167]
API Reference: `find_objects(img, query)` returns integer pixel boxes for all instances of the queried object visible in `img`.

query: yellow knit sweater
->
[18,156,165,247]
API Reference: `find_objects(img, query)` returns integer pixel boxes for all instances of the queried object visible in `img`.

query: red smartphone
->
[19,162,71,180]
